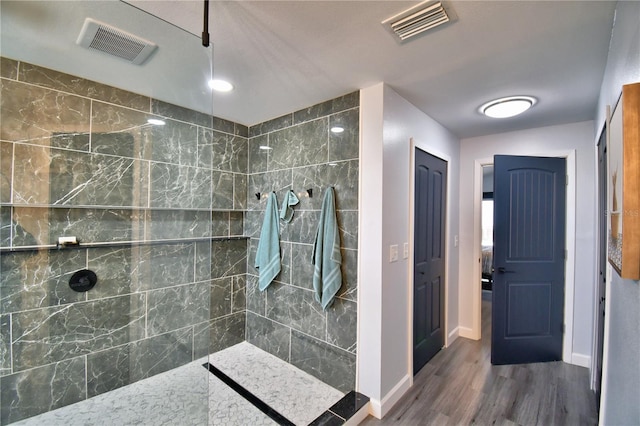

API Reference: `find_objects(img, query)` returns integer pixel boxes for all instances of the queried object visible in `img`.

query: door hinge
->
[562,323,565,333]
[566,175,569,186]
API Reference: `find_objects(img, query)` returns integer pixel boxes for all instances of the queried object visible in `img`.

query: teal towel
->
[280,190,300,223]
[312,187,342,310]
[255,192,281,291]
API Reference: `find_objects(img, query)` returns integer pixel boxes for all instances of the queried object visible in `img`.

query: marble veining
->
[1,142,13,203]
[265,282,326,341]
[245,312,290,362]
[146,282,210,336]
[209,312,245,354]
[210,341,345,426]
[269,119,328,171]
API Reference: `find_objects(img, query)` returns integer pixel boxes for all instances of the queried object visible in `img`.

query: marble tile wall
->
[245,92,359,393]
[0,58,247,424]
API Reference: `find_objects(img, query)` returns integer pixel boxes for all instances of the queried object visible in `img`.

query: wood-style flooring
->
[361,300,598,426]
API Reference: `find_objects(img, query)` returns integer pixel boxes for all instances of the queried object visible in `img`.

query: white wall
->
[358,84,460,418]
[459,121,597,364]
[596,1,640,424]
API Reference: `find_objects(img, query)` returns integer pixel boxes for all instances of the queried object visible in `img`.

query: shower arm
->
[202,0,210,47]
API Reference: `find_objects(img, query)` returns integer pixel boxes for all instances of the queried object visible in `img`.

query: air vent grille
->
[77,18,157,65]
[383,1,450,41]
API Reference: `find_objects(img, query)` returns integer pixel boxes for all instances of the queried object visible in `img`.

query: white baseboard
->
[458,326,477,340]
[447,326,460,346]
[571,353,591,368]
[368,374,412,419]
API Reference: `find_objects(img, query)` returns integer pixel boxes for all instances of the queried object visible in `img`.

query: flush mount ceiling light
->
[208,79,233,92]
[480,96,537,118]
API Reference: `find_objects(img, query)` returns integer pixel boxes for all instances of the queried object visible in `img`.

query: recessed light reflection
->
[331,126,345,134]
[147,118,166,126]
[259,146,272,150]
[208,79,234,92]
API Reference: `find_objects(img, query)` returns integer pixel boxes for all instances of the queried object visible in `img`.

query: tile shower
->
[0,57,359,424]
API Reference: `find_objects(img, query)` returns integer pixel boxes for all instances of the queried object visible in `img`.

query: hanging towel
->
[255,192,281,291]
[312,187,342,310]
[280,190,300,223]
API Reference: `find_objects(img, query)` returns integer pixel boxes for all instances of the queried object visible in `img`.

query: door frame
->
[471,149,577,364]
[408,139,452,379]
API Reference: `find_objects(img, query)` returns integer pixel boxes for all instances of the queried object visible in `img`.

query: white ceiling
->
[2,1,617,139]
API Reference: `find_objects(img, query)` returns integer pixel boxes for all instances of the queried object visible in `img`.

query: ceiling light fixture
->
[480,96,537,118]
[208,79,233,92]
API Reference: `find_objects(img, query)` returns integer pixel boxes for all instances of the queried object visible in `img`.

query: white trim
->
[471,150,577,364]
[367,374,412,419]
[458,326,475,339]
[571,353,592,368]
[448,326,460,343]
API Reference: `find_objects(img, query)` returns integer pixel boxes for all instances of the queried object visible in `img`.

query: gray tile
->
[19,61,149,111]
[150,162,212,209]
[1,79,91,148]
[0,206,12,248]
[212,170,234,210]
[0,357,86,425]
[286,210,320,245]
[147,282,210,336]
[1,141,12,203]
[290,330,356,393]
[90,101,148,158]
[12,144,144,207]
[197,127,214,169]
[292,161,359,211]
[193,321,211,359]
[293,91,359,125]
[86,328,193,397]
[194,241,212,283]
[248,134,269,174]
[210,277,232,319]
[246,311,290,362]
[230,211,244,236]
[269,118,328,170]
[246,274,266,316]
[230,135,248,174]
[41,208,141,246]
[277,242,292,285]
[210,312,246,353]
[338,249,358,302]
[11,294,146,371]
[234,173,247,210]
[212,116,235,135]
[212,211,230,237]
[1,57,18,80]
[290,243,314,290]
[0,249,86,314]
[1,315,11,375]
[337,210,359,250]
[211,239,247,279]
[136,243,195,291]
[326,298,357,353]
[232,275,247,313]
[151,99,211,127]
[147,209,211,240]
[87,246,135,300]
[329,108,360,162]
[235,123,249,138]
[244,211,264,239]
[248,114,293,138]
[145,118,198,166]
[266,282,326,340]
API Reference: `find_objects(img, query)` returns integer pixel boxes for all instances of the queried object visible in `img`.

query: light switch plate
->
[390,244,398,262]
[403,242,409,259]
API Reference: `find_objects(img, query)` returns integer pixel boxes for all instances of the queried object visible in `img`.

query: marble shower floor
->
[11,342,344,426]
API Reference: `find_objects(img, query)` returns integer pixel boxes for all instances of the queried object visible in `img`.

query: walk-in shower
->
[1,1,361,424]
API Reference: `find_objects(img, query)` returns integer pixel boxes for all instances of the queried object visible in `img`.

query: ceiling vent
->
[77,18,157,65]
[382,1,450,41]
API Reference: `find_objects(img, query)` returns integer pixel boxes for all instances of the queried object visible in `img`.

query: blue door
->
[413,149,446,374]
[492,155,566,365]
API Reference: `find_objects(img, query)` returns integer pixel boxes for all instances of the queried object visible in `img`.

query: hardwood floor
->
[361,300,598,426]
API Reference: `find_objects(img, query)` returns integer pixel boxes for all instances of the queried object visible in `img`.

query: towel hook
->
[255,192,261,200]
[306,188,313,198]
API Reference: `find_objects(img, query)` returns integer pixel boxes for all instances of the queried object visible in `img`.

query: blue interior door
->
[492,155,566,365]
[414,149,446,374]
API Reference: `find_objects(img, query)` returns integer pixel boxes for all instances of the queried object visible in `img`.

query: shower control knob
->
[69,269,98,292]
